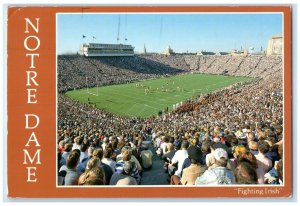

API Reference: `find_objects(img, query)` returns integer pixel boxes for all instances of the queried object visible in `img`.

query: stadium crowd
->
[57,53,284,186]
[58,55,184,92]
[58,54,282,92]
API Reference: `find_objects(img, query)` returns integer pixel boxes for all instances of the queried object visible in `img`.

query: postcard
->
[6,5,292,198]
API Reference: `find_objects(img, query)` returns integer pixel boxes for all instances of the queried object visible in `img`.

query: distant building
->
[162,45,174,55]
[79,43,135,57]
[216,52,229,56]
[197,51,215,56]
[266,35,283,56]
[230,50,248,56]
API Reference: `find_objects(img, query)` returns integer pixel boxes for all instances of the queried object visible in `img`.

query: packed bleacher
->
[58,55,184,92]
[57,54,283,186]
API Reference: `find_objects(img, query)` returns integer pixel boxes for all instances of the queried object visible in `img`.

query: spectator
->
[77,146,95,173]
[72,136,82,151]
[195,148,235,185]
[264,159,283,185]
[102,148,117,173]
[79,143,89,163]
[200,140,211,165]
[140,144,153,170]
[234,162,258,184]
[78,167,105,185]
[171,146,206,185]
[248,141,258,155]
[162,143,176,173]
[255,140,272,184]
[60,143,73,166]
[92,149,114,185]
[169,140,189,177]
[117,146,142,172]
[64,150,80,185]
[110,161,138,185]
[115,147,141,184]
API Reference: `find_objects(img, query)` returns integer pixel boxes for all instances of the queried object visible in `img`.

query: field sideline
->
[65,73,252,118]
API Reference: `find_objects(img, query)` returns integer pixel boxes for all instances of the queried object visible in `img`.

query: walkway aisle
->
[140,140,169,185]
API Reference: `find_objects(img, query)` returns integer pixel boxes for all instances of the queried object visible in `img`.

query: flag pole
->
[82,35,86,45]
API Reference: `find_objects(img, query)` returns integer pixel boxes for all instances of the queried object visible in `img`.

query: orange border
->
[7,6,292,198]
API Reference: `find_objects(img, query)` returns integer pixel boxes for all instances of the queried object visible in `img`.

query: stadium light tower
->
[124,14,128,43]
[144,44,147,54]
[117,15,120,43]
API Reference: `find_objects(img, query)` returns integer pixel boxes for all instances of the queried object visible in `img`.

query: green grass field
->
[65,74,252,118]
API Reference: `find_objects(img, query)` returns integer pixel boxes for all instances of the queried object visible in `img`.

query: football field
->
[65,74,252,118]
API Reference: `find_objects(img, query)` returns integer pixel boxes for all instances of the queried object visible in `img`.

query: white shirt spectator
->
[102,158,116,173]
[171,149,189,177]
[160,142,168,155]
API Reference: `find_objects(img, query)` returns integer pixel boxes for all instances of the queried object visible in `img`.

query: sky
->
[57,13,283,54]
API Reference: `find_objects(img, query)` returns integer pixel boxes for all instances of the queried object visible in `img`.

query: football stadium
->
[66,73,252,118]
[57,14,284,186]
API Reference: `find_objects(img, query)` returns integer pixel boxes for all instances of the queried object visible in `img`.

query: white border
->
[56,11,285,189]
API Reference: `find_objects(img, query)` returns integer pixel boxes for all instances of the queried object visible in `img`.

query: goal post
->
[86,76,99,96]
